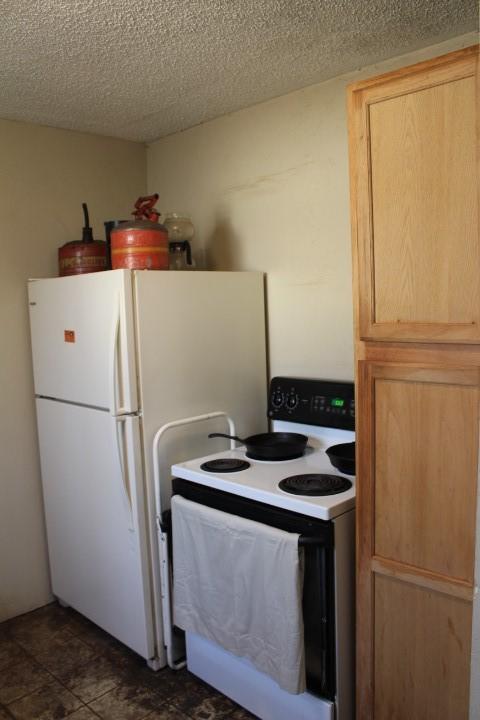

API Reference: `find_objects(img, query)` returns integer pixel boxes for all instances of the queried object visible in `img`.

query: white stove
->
[171,421,355,521]
[168,377,356,720]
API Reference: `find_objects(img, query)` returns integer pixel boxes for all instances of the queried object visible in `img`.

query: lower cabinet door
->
[356,360,479,719]
[374,575,472,720]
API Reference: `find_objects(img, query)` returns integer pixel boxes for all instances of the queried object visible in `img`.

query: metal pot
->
[208,432,308,461]
[326,442,355,475]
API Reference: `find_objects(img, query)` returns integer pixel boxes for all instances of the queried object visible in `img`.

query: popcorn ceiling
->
[0,0,477,142]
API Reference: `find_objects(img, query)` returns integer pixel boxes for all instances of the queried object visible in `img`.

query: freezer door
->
[35,398,155,659]
[28,270,137,413]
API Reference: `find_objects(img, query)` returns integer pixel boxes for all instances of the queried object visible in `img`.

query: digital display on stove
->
[330,398,345,407]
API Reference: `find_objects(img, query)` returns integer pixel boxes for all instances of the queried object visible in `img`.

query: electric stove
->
[172,377,355,521]
[170,377,356,720]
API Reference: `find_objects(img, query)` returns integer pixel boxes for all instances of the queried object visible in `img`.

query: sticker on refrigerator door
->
[64,330,76,343]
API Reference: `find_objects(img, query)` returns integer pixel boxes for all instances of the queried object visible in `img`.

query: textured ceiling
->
[0,0,477,142]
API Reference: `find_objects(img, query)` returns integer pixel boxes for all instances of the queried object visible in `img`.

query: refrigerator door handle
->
[109,293,121,416]
[114,416,135,532]
[109,293,136,415]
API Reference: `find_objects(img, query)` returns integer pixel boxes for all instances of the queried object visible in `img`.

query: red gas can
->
[111,194,169,271]
[58,203,107,276]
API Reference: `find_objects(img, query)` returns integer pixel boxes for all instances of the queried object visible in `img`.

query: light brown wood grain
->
[374,370,478,581]
[369,363,480,386]
[374,575,472,720]
[349,44,479,343]
[355,360,375,716]
[370,77,478,327]
[359,341,480,366]
[371,556,474,601]
[356,360,480,719]
[347,45,478,96]
[350,46,480,720]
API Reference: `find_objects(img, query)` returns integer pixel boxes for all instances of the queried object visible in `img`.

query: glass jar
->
[163,213,194,243]
[164,213,195,270]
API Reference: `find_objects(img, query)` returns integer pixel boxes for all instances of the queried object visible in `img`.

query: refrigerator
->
[28,269,267,669]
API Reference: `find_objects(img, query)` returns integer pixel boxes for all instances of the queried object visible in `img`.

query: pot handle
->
[185,240,192,266]
[208,432,245,444]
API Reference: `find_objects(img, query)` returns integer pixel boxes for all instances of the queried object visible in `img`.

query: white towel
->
[172,494,306,694]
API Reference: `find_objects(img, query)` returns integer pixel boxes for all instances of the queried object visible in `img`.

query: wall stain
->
[225,159,315,193]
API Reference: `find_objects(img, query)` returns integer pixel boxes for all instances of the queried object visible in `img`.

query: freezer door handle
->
[110,293,136,415]
[109,289,136,416]
[109,294,121,416]
[114,416,135,532]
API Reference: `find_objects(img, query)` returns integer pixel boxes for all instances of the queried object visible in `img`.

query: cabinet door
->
[374,575,472,720]
[349,46,479,342]
[356,360,478,719]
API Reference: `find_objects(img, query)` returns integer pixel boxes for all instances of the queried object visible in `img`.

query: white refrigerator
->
[28,269,267,669]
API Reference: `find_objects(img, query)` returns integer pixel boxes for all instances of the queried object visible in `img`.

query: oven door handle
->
[299,536,326,546]
[318,545,329,691]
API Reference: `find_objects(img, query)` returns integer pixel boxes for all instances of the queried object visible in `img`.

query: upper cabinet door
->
[349,46,479,342]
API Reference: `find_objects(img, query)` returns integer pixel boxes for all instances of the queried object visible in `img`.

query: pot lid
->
[111,219,167,232]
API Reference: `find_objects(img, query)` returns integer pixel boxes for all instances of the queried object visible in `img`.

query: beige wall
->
[0,119,146,621]
[147,32,477,382]
[1,32,477,626]
[148,32,479,718]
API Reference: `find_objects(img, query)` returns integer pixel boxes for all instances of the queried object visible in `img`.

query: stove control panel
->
[268,376,355,429]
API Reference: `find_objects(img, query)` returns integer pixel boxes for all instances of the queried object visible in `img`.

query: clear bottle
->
[163,213,195,270]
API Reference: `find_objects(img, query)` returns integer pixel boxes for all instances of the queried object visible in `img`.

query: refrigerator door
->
[133,270,268,659]
[35,398,154,659]
[135,270,267,513]
[28,270,137,414]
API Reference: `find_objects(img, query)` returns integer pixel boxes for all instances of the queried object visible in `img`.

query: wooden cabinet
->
[367,363,478,582]
[357,359,477,719]
[349,46,479,720]
[374,575,472,720]
[349,46,479,343]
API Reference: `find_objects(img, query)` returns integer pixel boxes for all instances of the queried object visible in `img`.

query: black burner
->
[201,458,250,473]
[278,473,352,496]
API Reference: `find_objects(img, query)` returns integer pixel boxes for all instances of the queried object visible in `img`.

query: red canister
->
[58,241,107,276]
[58,203,107,276]
[110,194,169,271]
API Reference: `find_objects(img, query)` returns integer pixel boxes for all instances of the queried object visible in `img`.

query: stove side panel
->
[333,509,355,720]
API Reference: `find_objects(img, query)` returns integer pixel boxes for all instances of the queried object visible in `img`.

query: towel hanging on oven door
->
[171,494,306,694]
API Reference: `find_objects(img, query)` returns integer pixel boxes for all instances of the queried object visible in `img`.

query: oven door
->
[169,477,337,700]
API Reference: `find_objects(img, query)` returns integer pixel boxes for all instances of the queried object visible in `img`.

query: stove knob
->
[271,391,284,409]
[286,393,299,410]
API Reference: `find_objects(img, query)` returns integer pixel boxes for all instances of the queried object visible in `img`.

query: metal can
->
[58,202,107,276]
[58,240,107,276]
[110,219,169,270]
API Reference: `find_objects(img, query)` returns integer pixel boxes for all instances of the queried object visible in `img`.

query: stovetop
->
[171,431,355,521]
[171,377,356,521]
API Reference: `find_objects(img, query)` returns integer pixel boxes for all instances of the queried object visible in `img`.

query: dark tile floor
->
[0,603,256,720]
